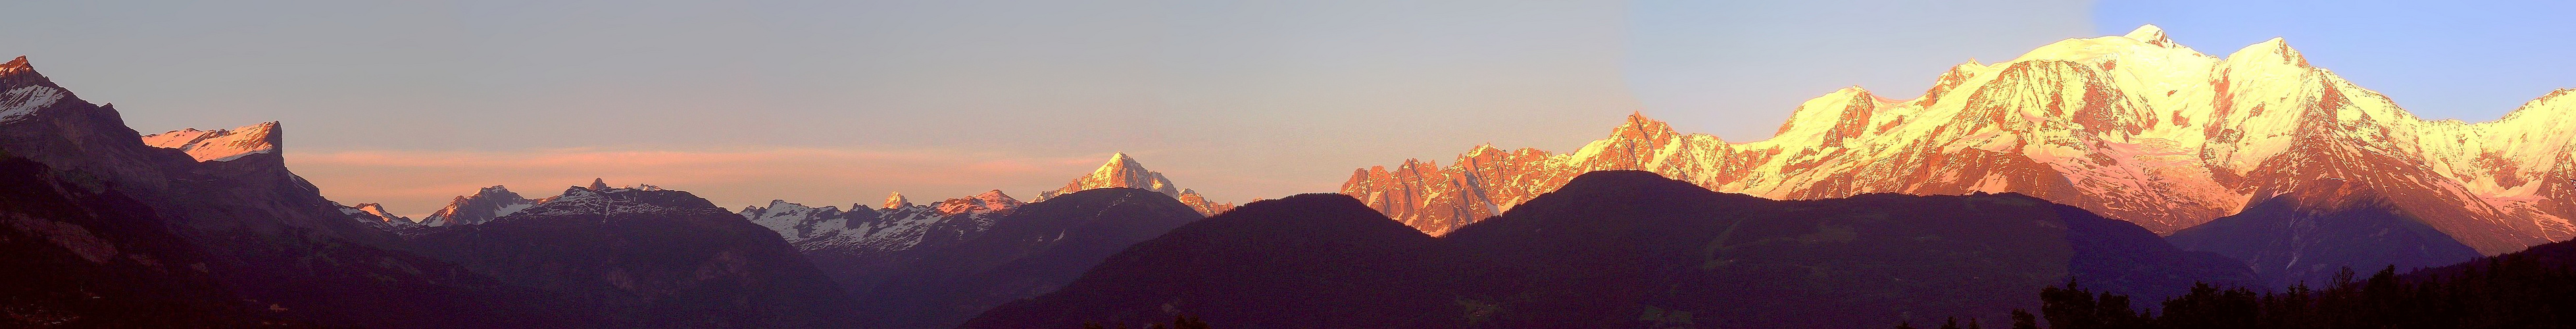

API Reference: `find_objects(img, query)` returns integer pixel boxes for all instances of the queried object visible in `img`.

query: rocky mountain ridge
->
[420,185,539,226]
[401,180,860,327]
[974,170,2254,328]
[1,55,589,327]
[1342,25,2576,255]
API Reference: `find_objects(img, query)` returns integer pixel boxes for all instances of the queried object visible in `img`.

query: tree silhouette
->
[1927,244,2576,329]
[1081,315,1212,329]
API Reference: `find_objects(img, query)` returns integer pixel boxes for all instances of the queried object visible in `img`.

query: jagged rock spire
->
[1,56,31,76]
[883,191,912,209]
[589,178,610,191]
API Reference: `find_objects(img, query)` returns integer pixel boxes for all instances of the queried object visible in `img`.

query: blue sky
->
[3,1,2568,215]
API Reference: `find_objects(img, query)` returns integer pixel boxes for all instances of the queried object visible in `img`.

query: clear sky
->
[3,1,2568,216]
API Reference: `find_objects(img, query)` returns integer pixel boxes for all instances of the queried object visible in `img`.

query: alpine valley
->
[5,24,2576,328]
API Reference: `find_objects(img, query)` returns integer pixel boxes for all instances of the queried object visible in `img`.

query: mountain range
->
[7,24,2576,328]
[970,170,2254,328]
[1343,25,2576,286]
[321,138,1226,327]
[1,55,587,328]
[400,182,858,327]
[730,153,1215,328]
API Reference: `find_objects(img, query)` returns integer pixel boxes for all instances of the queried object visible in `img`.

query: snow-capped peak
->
[1033,153,1237,215]
[1612,111,1678,141]
[335,201,422,231]
[2123,24,2173,47]
[973,190,1020,206]
[138,121,282,162]
[2227,37,2309,68]
[1107,152,1136,166]
[421,185,540,226]
[0,56,66,125]
[935,190,1024,216]
[1040,153,1180,199]
[351,203,411,223]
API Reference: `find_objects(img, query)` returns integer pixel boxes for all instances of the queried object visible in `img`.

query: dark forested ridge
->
[970,170,2255,328]
[1983,238,2576,329]
[2165,180,2485,290]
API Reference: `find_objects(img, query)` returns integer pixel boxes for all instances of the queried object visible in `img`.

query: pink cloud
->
[287,147,1107,218]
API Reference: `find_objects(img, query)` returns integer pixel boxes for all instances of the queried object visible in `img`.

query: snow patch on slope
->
[139,122,282,162]
[0,86,64,124]
[743,191,1021,255]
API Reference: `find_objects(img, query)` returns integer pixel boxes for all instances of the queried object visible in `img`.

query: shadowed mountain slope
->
[964,192,1462,328]
[405,184,858,328]
[2167,178,2485,288]
[1,56,583,328]
[0,156,279,326]
[972,170,2252,328]
[851,188,1205,328]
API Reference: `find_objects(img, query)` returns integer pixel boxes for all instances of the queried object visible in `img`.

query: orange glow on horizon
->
[288,147,1108,218]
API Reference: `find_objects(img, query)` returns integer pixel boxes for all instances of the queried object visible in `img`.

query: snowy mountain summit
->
[1345,25,2576,255]
[1037,153,1235,215]
[1043,153,1179,197]
[741,190,1022,258]
[140,122,282,163]
[420,186,540,226]
[410,179,691,228]
[733,152,1249,300]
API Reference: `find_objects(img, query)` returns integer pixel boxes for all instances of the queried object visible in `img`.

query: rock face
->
[1037,153,1235,216]
[1341,26,2576,257]
[420,186,539,226]
[882,191,910,209]
[0,56,584,328]
[851,188,1205,328]
[405,182,859,328]
[972,170,2253,328]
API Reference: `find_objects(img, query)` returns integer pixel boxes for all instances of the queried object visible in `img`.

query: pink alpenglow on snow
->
[1345,25,2576,255]
[1037,153,1237,216]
